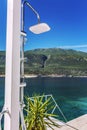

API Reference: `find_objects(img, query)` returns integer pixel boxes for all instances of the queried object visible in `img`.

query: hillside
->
[1,48,87,76]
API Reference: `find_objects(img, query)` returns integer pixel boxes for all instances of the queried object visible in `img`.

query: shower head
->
[29,23,51,34]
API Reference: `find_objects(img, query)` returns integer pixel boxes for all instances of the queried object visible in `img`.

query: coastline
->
[0,74,5,77]
[0,74,87,78]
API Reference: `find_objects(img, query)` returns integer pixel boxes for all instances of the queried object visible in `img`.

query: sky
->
[0,0,87,52]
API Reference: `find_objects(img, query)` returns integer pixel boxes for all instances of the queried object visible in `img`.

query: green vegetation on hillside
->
[0,51,5,75]
[0,48,87,76]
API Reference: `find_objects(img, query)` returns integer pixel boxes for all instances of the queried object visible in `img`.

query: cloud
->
[58,44,87,49]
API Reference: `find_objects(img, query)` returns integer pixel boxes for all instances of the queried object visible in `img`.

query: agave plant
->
[24,95,60,130]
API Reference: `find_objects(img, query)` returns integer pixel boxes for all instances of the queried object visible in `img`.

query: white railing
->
[29,94,68,122]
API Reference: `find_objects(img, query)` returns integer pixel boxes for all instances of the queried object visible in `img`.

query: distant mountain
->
[1,48,87,76]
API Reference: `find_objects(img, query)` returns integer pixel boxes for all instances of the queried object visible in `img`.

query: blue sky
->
[0,0,87,52]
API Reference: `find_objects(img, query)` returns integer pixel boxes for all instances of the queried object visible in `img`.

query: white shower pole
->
[4,0,21,130]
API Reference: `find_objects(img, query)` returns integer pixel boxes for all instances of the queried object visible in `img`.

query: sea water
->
[0,77,87,121]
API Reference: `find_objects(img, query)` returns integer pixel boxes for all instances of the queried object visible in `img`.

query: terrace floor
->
[47,114,87,130]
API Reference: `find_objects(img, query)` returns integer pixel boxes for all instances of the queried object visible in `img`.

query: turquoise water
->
[0,77,5,111]
[0,77,87,121]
